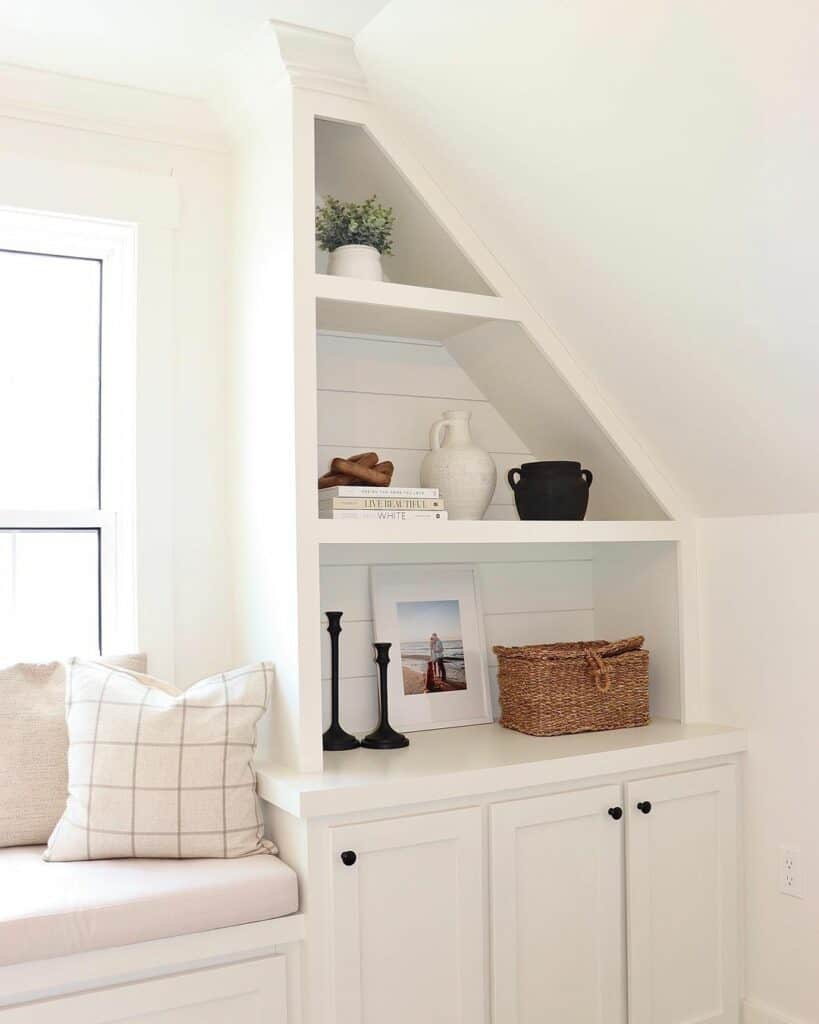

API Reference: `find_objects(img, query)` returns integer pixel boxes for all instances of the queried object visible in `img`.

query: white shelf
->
[315,518,681,546]
[314,273,519,340]
[255,719,747,818]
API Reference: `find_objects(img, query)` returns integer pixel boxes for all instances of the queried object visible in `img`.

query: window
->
[0,211,136,661]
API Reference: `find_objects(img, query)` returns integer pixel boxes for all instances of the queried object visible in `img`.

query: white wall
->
[699,514,819,1023]
[0,67,232,684]
[357,0,819,517]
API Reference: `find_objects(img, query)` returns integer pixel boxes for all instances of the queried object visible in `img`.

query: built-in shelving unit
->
[218,31,742,1024]
[228,37,702,779]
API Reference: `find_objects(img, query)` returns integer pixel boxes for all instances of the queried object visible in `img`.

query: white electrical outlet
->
[780,845,803,898]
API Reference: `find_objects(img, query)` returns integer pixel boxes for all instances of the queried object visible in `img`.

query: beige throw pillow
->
[0,654,146,848]
[44,660,274,862]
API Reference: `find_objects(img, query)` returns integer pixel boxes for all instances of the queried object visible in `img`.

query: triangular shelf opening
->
[315,117,495,296]
[315,326,667,522]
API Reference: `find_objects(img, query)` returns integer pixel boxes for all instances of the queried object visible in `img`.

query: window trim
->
[0,209,137,656]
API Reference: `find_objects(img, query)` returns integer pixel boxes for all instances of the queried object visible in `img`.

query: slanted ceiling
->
[357,0,819,516]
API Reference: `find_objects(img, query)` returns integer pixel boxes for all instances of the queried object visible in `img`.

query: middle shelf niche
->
[315,323,668,522]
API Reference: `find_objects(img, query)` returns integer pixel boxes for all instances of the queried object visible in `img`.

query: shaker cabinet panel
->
[328,807,486,1024]
[490,785,627,1024]
[626,766,738,1024]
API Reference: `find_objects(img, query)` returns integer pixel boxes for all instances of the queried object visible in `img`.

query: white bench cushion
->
[0,846,298,965]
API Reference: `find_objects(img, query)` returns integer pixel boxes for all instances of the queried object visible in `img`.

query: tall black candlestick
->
[362,642,409,749]
[322,611,360,751]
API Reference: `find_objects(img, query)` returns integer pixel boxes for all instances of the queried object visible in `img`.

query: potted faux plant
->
[316,195,395,281]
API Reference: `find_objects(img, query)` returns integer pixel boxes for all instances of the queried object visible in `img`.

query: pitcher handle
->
[581,468,594,488]
[429,418,449,451]
[507,468,521,491]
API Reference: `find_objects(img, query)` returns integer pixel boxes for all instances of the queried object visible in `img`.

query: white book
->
[319,510,448,521]
[319,497,445,511]
[318,485,439,499]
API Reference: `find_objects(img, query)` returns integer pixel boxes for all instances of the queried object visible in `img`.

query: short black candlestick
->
[362,642,409,750]
[322,612,360,751]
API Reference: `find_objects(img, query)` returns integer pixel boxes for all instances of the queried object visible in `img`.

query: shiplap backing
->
[316,332,534,517]
[319,554,595,734]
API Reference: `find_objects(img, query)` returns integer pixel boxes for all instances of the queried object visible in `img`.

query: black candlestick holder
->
[362,642,409,750]
[322,611,360,751]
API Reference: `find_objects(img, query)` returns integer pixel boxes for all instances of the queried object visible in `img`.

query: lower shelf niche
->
[318,540,681,742]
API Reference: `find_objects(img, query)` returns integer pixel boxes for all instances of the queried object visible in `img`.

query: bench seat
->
[0,846,298,966]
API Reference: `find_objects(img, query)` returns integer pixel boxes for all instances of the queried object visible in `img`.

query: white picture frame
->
[370,564,492,732]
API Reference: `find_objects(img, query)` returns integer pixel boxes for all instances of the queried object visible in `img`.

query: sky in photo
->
[396,599,462,641]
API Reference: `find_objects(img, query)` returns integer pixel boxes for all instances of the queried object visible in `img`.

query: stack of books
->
[318,486,447,521]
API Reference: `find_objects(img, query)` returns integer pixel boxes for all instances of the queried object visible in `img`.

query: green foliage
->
[315,195,395,255]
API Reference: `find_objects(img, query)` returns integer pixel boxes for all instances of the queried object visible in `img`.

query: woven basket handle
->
[585,636,645,693]
[596,635,645,658]
[586,651,612,693]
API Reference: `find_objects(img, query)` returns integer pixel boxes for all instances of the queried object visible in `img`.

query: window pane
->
[0,531,100,660]
[0,250,100,509]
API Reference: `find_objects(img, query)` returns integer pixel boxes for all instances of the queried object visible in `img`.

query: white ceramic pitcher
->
[420,410,496,520]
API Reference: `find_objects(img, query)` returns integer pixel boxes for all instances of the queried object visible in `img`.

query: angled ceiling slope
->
[356,1,819,517]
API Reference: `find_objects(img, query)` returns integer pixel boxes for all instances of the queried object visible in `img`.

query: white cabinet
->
[490,766,738,1024]
[328,807,486,1024]
[626,765,738,1024]
[322,764,738,1024]
[491,784,627,1024]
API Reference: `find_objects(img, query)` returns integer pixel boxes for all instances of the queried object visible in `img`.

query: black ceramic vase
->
[362,642,409,750]
[507,461,593,521]
[322,611,360,751]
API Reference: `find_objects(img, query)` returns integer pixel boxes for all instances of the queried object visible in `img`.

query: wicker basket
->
[493,636,650,737]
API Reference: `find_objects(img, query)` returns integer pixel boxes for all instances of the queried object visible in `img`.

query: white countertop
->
[255,719,746,818]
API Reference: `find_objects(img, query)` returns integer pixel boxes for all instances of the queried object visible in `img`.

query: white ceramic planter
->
[420,410,497,520]
[327,244,384,281]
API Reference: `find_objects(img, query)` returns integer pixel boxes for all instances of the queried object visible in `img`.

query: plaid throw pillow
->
[44,660,275,862]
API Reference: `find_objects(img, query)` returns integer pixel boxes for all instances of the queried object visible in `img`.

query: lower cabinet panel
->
[490,784,627,1024]
[626,765,738,1024]
[329,807,485,1024]
[1,957,287,1024]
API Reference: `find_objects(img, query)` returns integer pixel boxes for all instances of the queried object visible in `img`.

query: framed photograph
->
[370,564,492,732]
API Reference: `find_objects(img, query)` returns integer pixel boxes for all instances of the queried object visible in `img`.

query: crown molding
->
[0,63,228,153]
[270,20,368,101]
[210,21,369,144]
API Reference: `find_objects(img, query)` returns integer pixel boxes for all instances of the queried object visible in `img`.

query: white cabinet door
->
[626,765,738,1024]
[490,785,627,1024]
[329,807,486,1024]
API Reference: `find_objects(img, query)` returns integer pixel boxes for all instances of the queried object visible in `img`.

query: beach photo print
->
[370,565,492,732]
[397,599,467,694]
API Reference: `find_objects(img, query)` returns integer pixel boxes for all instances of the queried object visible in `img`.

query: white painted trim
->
[270,20,368,101]
[744,998,806,1024]
[0,916,304,1009]
[0,62,227,153]
[0,186,176,677]
[0,154,178,227]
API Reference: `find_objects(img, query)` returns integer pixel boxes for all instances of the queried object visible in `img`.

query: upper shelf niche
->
[315,117,495,296]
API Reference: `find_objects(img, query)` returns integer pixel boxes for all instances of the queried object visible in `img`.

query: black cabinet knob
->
[607,806,623,821]
[340,850,357,866]
[637,801,652,814]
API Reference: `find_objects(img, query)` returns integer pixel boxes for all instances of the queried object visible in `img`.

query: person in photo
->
[430,631,447,683]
